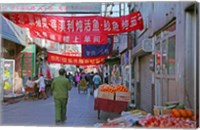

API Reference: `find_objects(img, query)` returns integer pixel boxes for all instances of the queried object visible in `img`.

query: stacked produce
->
[112,84,129,92]
[99,84,129,93]
[170,109,195,121]
[98,84,130,101]
[99,84,115,93]
[138,114,196,128]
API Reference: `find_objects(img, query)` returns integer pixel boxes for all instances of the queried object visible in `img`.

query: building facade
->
[1,14,27,95]
[131,2,197,113]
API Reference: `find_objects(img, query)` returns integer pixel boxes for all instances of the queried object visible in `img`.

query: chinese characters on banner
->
[30,29,108,44]
[3,11,143,44]
[48,52,107,65]
[62,52,81,57]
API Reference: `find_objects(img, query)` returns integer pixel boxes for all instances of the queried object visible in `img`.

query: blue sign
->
[83,37,113,57]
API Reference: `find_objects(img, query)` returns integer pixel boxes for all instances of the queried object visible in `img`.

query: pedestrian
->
[75,72,81,87]
[24,77,35,99]
[34,73,47,99]
[65,72,69,79]
[89,72,94,95]
[51,68,72,125]
[92,72,102,90]
[104,73,109,84]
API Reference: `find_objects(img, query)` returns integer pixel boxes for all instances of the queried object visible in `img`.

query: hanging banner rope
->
[48,52,107,65]
[30,28,108,44]
[3,11,144,35]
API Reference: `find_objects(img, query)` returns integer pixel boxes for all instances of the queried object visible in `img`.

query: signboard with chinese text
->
[21,44,36,77]
[0,3,101,13]
[82,36,113,57]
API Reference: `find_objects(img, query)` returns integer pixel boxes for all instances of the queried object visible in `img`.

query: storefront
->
[1,14,26,97]
[131,2,197,112]
[154,22,177,106]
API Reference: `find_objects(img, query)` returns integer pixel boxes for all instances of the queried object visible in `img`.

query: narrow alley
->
[0,86,120,127]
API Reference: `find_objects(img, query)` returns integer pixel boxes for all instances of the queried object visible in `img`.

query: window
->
[167,36,176,75]
[155,23,176,76]
[162,40,168,74]
[155,43,161,75]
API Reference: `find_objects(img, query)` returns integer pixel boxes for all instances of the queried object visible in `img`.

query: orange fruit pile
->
[99,84,129,93]
[112,84,129,92]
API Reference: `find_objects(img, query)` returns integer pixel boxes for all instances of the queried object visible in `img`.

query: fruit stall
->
[94,84,131,119]
[94,99,197,128]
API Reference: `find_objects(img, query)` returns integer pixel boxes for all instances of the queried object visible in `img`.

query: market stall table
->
[94,98,128,119]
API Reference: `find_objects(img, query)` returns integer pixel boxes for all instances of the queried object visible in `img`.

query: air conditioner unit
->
[142,38,153,52]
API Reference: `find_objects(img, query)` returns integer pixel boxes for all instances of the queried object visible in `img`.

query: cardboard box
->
[97,91,114,100]
[115,92,131,102]
[153,106,171,116]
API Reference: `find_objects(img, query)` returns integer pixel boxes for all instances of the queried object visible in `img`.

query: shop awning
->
[1,15,26,46]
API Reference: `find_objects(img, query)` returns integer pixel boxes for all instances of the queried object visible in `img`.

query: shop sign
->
[0,3,101,13]
[82,36,113,57]
[21,44,36,77]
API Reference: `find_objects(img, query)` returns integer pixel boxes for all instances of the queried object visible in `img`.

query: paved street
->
[0,87,120,127]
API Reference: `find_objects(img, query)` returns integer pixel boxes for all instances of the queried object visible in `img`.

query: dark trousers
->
[54,98,68,122]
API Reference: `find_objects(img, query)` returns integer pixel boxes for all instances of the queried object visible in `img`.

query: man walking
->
[92,72,102,90]
[51,68,72,125]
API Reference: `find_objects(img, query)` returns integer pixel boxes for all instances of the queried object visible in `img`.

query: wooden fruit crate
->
[97,91,114,100]
[115,92,131,102]
[153,106,171,116]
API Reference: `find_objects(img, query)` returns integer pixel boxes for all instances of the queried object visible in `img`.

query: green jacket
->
[51,76,71,99]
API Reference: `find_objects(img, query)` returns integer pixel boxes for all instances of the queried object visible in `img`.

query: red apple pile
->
[138,115,196,128]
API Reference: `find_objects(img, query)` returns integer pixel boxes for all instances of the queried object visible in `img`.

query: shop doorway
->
[154,22,178,105]
[139,54,154,113]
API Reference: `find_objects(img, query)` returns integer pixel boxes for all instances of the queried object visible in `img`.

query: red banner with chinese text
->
[48,52,107,65]
[3,11,143,35]
[30,28,108,44]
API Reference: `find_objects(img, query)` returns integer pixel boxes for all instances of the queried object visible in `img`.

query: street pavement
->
[0,86,120,127]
